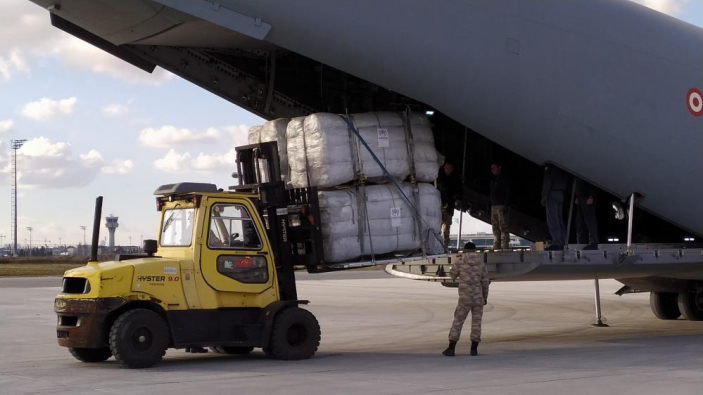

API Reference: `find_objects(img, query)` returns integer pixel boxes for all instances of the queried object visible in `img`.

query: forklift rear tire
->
[268,307,320,360]
[649,292,681,320]
[210,346,254,354]
[68,347,112,363]
[678,290,703,321]
[109,309,170,368]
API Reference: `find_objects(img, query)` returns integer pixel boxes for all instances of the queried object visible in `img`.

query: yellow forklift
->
[55,142,329,368]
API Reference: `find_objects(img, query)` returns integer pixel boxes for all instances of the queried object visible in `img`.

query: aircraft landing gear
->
[649,292,681,320]
[678,289,703,321]
[591,279,609,327]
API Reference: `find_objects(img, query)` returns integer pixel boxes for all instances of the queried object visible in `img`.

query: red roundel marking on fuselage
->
[687,87,703,117]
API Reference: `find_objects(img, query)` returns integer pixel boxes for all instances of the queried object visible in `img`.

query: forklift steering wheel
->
[230,233,244,247]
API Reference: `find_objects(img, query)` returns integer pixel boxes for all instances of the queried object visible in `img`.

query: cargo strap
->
[373,112,390,178]
[341,115,446,254]
[402,109,424,252]
[357,182,376,263]
[388,184,401,252]
[300,119,312,188]
[403,109,418,181]
[348,114,375,262]
[347,114,362,181]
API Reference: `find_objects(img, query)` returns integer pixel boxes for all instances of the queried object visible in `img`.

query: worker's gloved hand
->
[484,298,488,305]
[540,198,546,207]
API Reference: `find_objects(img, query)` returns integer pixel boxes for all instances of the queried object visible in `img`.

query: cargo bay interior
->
[55,13,694,247]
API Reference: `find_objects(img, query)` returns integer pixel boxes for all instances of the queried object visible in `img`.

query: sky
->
[0,0,701,249]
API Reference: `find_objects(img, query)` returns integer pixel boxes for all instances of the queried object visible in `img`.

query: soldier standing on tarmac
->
[443,242,490,357]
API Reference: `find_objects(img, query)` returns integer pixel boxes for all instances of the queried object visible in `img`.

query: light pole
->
[80,226,87,245]
[129,236,132,246]
[26,227,32,257]
[81,225,85,255]
[11,139,27,257]
[0,235,5,249]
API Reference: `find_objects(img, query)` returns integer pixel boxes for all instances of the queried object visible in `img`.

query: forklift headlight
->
[61,277,91,294]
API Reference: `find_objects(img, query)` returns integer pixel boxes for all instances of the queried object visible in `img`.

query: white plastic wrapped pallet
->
[318,183,443,262]
[287,112,438,188]
[247,118,291,183]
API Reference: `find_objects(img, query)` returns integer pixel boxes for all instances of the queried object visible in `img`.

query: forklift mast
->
[231,142,326,300]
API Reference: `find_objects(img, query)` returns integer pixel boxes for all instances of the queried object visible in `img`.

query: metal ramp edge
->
[383,245,703,282]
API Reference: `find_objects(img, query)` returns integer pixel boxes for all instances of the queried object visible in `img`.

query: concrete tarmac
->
[1,273,702,395]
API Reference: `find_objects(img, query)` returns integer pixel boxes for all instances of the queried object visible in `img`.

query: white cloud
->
[0,138,134,188]
[102,159,134,175]
[149,124,255,173]
[0,1,172,84]
[154,148,238,173]
[21,97,77,121]
[79,150,104,167]
[101,104,129,117]
[0,119,13,133]
[192,149,238,172]
[56,37,173,85]
[79,149,134,175]
[20,138,70,158]
[0,48,29,80]
[139,126,221,148]
[154,149,191,173]
[629,0,689,15]
[0,137,99,188]
[225,125,251,147]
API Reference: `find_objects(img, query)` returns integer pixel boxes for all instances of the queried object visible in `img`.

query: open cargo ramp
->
[384,245,703,283]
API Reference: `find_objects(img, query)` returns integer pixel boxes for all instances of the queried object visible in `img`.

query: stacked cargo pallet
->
[248,112,443,262]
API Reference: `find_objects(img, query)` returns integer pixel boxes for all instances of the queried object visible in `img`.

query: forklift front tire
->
[68,347,112,363]
[109,309,170,368]
[268,307,321,360]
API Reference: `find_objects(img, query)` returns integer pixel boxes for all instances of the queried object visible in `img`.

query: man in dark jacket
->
[575,179,599,250]
[541,165,570,251]
[437,160,462,248]
[489,162,511,250]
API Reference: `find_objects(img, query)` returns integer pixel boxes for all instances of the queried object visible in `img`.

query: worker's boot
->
[186,346,208,353]
[470,341,479,356]
[442,340,457,357]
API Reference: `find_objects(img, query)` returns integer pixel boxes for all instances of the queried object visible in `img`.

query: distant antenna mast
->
[10,139,26,257]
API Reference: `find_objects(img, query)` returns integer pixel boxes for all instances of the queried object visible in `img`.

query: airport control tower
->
[105,215,119,249]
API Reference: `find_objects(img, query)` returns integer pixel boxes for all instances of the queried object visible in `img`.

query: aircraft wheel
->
[649,292,681,320]
[109,309,170,368]
[69,347,112,363]
[678,290,703,321]
[268,307,320,360]
[210,346,254,354]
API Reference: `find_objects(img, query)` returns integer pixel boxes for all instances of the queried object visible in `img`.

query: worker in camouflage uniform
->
[443,242,490,357]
